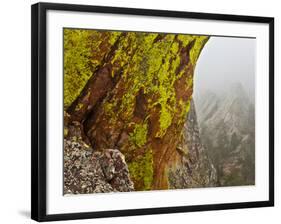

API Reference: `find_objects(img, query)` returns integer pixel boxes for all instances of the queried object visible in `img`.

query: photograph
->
[30,2,274,221]
[0,0,277,223]
[63,28,256,194]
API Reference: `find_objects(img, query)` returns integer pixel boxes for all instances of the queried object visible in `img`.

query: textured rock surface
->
[196,83,255,186]
[64,29,210,190]
[168,99,217,188]
[64,119,134,194]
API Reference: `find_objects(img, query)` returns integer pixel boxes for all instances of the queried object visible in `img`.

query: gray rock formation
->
[196,83,255,186]
[168,99,217,188]
[64,117,134,194]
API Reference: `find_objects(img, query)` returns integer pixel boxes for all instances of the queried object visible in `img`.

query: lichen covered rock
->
[168,99,217,188]
[64,119,134,194]
[64,29,209,190]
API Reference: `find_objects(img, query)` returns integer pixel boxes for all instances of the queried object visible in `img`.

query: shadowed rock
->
[168,99,217,188]
[64,118,134,194]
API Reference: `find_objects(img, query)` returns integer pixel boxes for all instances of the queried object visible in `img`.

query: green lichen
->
[108,32,120,45]
[154,84,175,138]
[104,101,116,115]
[170,41,179,54]
[75,103,84,111]
[64,127,68,137]
[113,33,161,119]
[123,33,208,190]
[158,107,173,136]
[111,34,135,74]
[64,29,94,108]
[152,35,208,137]
[178,99,191,124]
[177,34,194,46]
[185,75,193,90]
[63,29,122,109]
[129,122,148,147]
[182,100,191,118]
[151,38,180,137]
[64,30,209,190]
[190,36,209,66]
[128,147,153,190]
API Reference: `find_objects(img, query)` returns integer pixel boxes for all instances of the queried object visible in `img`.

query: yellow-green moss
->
[177,34,194,46]
[104,101,116,116]
[190,36,209,66]
[129,122,148,147]
[106,33,200,139]
[154,84,175,138]
[182,100,191,117]
[108,32,120,45]
[64,29,94,108]
[151,37,179,137]
[63,29,122,108]
[185,75,193,90]
[128,147,153,190]
[64,127,68,137]
[178,99,191,126]
[64,30,209,191]
[111,34,136,74]
[152,35,208,137]
[157,107,173,137]
[75,103,84,111]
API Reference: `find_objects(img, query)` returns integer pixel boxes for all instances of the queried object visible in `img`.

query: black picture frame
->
[31,2,274,222]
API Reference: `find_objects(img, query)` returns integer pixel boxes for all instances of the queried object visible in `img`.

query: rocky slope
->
[168,99,217,188]
[196,83,255,186]
[63,113,134,194]
[64,97,218,193]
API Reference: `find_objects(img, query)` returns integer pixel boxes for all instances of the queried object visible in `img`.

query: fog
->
[193,36,256,101]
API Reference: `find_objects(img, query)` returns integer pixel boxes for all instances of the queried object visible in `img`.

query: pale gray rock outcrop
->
[64,118,134,194]
[168,99,217,188]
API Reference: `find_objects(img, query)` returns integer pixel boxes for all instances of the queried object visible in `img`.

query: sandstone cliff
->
[63,29,214,192]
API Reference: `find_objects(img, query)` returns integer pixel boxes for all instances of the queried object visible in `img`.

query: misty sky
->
[193,36,256,100]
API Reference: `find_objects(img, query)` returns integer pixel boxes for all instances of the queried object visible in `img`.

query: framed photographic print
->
[31,2,274,222]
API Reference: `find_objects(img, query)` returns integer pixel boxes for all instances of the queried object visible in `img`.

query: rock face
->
[64,29,210,191]
[64,119,134,194]
[196,83,255,186]
[168,99,217,188]
[64,99,218,193]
